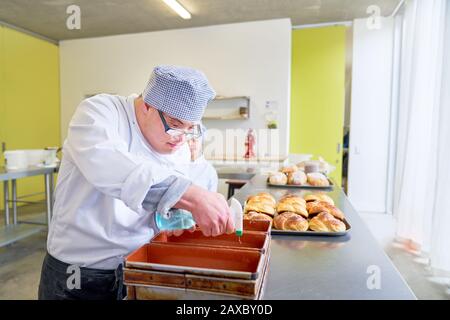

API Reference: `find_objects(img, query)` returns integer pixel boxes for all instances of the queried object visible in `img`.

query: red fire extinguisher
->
[244,129,256,159]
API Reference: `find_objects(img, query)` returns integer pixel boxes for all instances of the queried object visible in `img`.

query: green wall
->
[290,26,346,186]
[0,26,60,210]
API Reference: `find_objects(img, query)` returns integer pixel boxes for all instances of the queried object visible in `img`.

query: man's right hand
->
[175,185,235,237]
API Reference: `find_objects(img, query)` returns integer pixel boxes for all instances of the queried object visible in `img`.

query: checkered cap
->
[142,65,216,122]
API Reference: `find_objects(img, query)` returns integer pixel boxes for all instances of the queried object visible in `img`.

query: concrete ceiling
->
[0,0,400,41]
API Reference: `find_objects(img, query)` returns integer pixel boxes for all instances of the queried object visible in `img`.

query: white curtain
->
[394,0,450,272]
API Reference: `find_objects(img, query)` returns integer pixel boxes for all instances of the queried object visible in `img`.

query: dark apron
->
[38,253,126,300]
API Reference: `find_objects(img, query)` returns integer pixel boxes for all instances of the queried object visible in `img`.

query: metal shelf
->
[0,223,45,247]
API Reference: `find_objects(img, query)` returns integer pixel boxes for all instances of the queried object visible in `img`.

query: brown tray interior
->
[126,243,262,273]
[152,230,268,251]
[242,219,272,233]
[192,220,271,233]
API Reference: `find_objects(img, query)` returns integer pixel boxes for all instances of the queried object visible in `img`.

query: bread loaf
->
[306,201,344,220]
[304,194,334,206]
[306,172,330,187]
[309,212,346,232]
[273,212,308,231]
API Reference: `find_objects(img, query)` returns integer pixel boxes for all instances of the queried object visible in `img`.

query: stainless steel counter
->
[214,165,258,180]
[1,165,57,247]
[0,166,57,181]
[233,174,416,300]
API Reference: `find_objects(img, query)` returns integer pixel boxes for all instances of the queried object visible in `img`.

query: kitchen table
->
[0,165,57,247]
[233,174,416,300]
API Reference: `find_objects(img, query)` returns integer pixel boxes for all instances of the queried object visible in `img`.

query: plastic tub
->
[4,150,28,170]
[24,149,46,166]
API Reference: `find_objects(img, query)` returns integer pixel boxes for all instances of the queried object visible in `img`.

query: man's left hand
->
[188,138,202,161]
[165,225,196,237]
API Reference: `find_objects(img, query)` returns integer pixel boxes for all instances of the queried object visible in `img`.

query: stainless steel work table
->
[214,165,258,180]
[233,174,416,300]
[0,165,57,247]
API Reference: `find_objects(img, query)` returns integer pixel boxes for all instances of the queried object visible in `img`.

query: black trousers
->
[38,253,126,300]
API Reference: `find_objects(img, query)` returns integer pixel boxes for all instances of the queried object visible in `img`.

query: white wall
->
[59,19,291,157]
[348,17,394,213]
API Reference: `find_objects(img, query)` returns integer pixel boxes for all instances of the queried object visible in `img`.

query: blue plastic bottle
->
[155,208,196,231]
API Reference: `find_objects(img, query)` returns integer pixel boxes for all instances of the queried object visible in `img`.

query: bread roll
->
[244,211,273,222]
[268,172,288,185]
[279,194,306,206]
[304,194,334,206]
[273,212,308,231]
[276,196,308,218]
[296,161,306,171]
[287,170,307,185]
[306,172,330,187]
[309,212,346,232]
[247,192,276,206]
[306,201,344,220]
[244,201,276,217]
[280,165,298,175]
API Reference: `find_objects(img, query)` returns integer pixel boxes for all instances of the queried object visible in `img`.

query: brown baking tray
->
[151,230,269,253]
[125,243,264,280]
[242,219,272,233]
[267,178,334,190]
[191,219,272,234]
[124,267,260,297]
[124,247,271,300]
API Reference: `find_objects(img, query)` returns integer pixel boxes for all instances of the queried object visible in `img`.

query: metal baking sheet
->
[125,243,265,280]
[270,217,351,236]
[125,248,271,300]
[267,178,334,190]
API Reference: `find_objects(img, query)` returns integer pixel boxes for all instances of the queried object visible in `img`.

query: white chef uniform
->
[47,93,217,270]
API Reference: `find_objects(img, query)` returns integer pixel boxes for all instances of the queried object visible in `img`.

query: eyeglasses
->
[157,110,202,140]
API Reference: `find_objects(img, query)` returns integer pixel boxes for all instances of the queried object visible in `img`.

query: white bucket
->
[24,149,47,166]
[4,150,28,170]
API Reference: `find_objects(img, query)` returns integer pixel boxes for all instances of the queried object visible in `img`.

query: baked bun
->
[280,165,298,175]
[276,195,308,218]
[306,201,344,220]
[306,172,330,186]
[273,212,308,231]
[244,211,273,222]
[309,212,346,232]
[304,194,334,206]
[268,172,288,185]
[245,192,277,217]
[244,201,276,217]
[247,192,276,207]
[279,193,306,205]
[287,170,307,185]
[296,162,306,171]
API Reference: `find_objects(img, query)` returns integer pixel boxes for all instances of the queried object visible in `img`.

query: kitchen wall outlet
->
[265,100,278,110]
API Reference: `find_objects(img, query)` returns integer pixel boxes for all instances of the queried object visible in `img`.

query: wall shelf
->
[203,96,250,120]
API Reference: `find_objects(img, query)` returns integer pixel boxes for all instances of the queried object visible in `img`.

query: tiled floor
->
[0,204,449,299]
[0,204,47,300]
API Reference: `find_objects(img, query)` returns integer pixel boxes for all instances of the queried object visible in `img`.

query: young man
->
[38,65,234,300]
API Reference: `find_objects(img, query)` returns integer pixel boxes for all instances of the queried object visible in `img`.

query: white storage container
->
[4,150,28,170]
[24,149,46,166]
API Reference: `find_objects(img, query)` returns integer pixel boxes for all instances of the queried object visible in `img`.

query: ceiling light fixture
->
[162,0,191,20]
